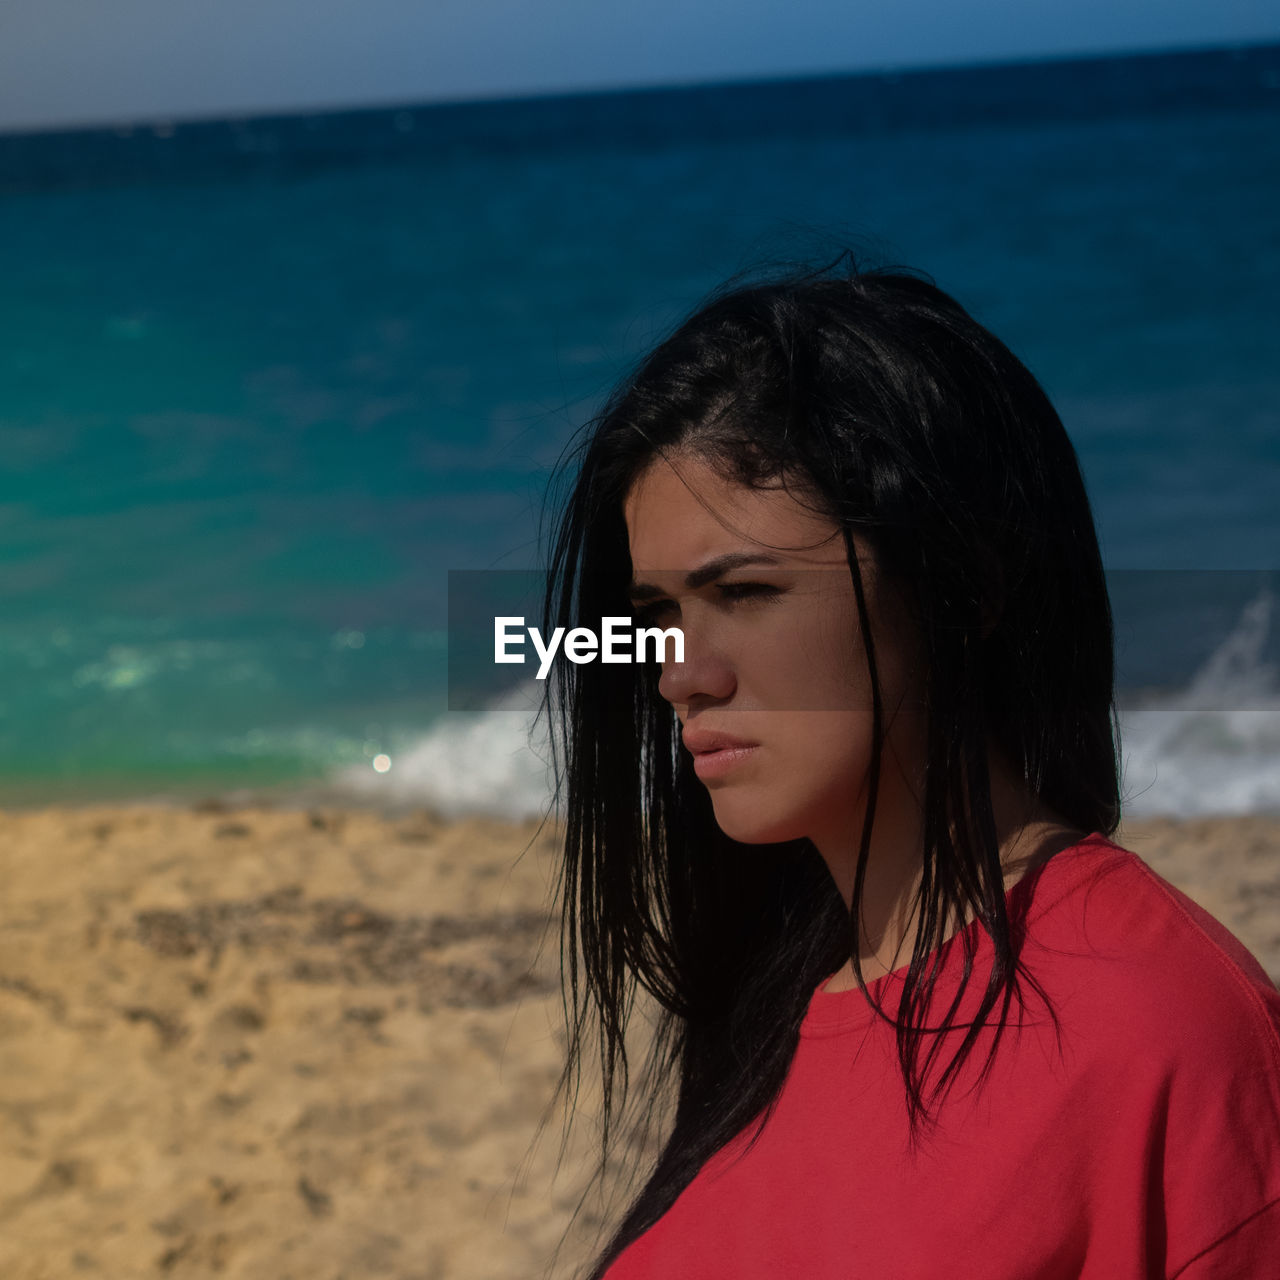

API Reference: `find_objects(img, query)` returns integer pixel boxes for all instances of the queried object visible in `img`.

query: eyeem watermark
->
[495,616,684,680]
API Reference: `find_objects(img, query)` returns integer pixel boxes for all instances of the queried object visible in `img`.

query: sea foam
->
[1118,584,1279,816]
[329,680,558,821]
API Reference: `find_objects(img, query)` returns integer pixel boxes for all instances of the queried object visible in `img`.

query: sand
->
[0,806,1277,1279]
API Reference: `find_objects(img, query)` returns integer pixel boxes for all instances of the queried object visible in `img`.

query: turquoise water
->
[1,45,1278,814]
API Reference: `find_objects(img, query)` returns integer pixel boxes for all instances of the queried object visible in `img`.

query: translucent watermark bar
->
[447,568,1278,713]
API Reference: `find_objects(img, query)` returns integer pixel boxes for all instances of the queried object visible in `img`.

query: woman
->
[537,258,1280,1278]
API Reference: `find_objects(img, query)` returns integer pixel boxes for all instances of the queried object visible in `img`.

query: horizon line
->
[2,34,1277,142]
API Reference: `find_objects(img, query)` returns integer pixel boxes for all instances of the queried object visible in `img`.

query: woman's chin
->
[709,799,804,846]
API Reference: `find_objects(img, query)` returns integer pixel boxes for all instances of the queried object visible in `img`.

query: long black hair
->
[537,255,1120,1276]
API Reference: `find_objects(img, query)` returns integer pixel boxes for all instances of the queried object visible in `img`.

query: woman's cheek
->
[800,714,876,798]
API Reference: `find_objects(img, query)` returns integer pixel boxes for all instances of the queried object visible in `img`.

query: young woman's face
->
[623,452,927,851]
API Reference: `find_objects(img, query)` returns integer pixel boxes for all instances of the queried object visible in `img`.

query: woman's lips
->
[682,728,760,781]
[691,743,759,780]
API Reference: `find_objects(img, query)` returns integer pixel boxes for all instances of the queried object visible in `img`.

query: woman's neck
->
[818,743,1087,993]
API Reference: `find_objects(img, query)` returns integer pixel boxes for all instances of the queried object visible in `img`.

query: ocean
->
[1,43,1277,819]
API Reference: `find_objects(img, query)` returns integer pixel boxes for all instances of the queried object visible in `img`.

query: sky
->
[0,0,1277,134]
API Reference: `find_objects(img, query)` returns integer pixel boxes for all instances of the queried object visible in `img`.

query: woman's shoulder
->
[1024,831,1280,1066]
[1019,833,1280,1271]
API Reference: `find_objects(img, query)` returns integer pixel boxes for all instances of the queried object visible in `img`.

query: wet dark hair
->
[537,255,1120,1277]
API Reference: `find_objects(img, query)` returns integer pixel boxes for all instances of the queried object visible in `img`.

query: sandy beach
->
[1,805,1277,1279]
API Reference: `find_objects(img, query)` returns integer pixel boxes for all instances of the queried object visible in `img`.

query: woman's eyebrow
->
[627,552,783,601]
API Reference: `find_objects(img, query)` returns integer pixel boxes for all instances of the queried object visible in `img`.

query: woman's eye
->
[633,600,675,627]
[717,581,782,604]
[632,583,781,627]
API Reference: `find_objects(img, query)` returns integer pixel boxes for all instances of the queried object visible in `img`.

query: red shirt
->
[603,833,1280,1278]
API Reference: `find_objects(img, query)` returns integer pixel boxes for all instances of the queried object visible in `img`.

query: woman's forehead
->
[624,455,845,566]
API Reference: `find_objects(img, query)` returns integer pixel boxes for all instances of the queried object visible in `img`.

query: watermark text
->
[495,616,684,679]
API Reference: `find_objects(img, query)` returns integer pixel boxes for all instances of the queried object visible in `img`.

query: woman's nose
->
[656,628,736,706]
